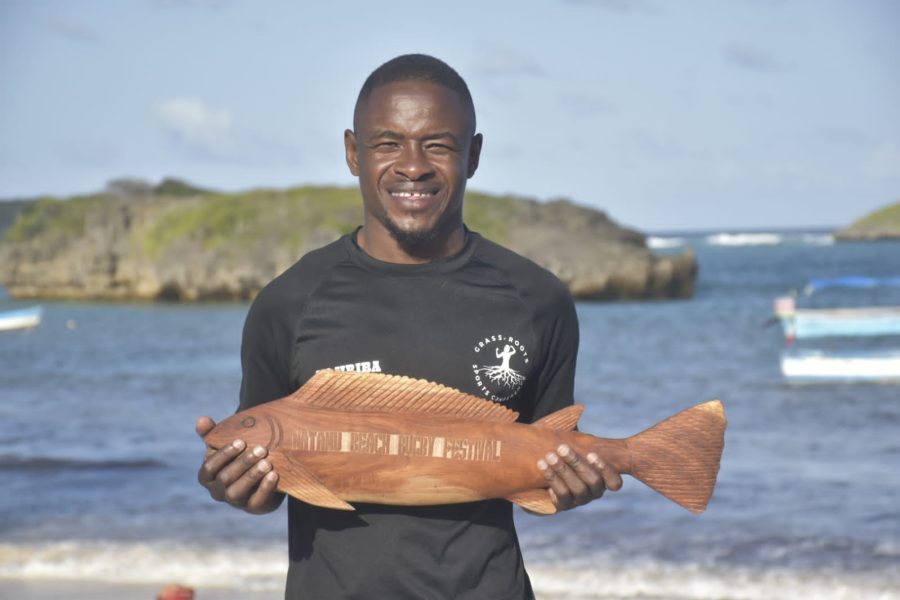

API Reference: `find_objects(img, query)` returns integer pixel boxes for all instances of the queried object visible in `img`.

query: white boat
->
[782,349,900,382]
[0,306,43,331]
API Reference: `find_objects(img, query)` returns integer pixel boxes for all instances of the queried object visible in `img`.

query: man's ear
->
[467,133,483,178]
[344,129,359,176]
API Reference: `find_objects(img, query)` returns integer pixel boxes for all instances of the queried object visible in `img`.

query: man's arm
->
[196,284,294,515]
[528,282,622,512]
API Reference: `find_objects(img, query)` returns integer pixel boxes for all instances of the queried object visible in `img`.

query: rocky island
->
[834,201,900,241]
[0,178,696,302]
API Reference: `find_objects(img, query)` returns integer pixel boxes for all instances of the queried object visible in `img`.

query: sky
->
[1,0,898,232]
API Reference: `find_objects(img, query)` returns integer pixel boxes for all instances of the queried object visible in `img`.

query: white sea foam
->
[801,233,835,246]
[705,233,783,246]
[0,541,285,591]
[529,559,900,600]
[647,236,685,249]
[2,541,898,599]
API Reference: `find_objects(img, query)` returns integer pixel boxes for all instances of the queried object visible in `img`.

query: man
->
[196,54,622,599]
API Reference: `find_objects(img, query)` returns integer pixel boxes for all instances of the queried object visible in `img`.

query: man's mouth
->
[388,189,439,209]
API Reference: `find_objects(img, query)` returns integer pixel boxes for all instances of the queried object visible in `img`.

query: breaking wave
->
[528,560,900,599]
[647,236,685,249]
[1,541,898,599]
[0,455,166,472]
[705,233,783,246]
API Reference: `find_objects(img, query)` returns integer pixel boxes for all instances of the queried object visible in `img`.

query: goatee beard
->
[381,215,442,248]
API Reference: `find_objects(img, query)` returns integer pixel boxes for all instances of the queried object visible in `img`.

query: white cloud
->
[865,141,900,180]
[723,43,781,72]
[558,91,617,117]
[564,0,655,12]
[44,15,100,43]
[155,97,236,157]
[471,45,545,78]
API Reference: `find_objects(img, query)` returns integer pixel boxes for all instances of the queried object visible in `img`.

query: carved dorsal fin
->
[532,405,584,430]
[290,371,520,423]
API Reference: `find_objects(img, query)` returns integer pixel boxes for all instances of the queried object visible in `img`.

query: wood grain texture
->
[205,371,727,514]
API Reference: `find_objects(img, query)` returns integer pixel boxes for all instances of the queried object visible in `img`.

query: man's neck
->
[356,224,466,265]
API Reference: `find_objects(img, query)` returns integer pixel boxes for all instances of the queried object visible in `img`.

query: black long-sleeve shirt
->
[239,229,579,600]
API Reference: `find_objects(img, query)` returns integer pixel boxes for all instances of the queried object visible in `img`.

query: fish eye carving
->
[241,416,256,428]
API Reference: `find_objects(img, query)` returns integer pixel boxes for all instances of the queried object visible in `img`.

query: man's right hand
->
[196,416,285,514]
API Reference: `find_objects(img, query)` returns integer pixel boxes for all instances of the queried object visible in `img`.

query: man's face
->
[345,80,482,248]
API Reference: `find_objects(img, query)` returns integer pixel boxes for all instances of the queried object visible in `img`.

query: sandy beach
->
[0,580,278,600]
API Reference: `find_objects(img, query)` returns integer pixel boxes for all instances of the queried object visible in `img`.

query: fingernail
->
[587,452,599,464]
[546,453,559,466]
[258,460,271,472]
[557,445,570,457]
[253,446,266,458]
[232,439,245,450]
[537,459,548,470]
[265,472,277,482]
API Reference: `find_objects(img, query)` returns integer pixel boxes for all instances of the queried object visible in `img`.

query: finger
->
[224,456,273,508]
[587,452,623,492]
[559,445,605,499]
[196,416,216,438]
[216,445,268,490]
[547,448,594,506]
[198,439,245,484]
[246,470,280,513]
[538,455,575,510]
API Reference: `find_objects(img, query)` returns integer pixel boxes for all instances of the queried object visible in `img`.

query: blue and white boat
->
[0,306,42,332]
[776,277,900,382]
[775,277,900,340]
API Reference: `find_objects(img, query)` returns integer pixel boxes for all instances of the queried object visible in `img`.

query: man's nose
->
[393,143,434,180]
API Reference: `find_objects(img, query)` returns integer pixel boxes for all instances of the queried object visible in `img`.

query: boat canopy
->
[804,276,900,295]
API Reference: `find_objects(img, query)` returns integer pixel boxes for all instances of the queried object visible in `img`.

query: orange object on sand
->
[156,584,195,600]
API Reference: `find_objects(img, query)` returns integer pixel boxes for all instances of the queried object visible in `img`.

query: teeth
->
[391,191,432,198]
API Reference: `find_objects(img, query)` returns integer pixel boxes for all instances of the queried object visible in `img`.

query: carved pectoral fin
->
[278,454,354,511]
[532,405,584,431]
[506,489,557,515]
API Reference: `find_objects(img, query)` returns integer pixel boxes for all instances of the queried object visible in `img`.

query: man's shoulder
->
[251,236,350,314]
[472,234,573,308]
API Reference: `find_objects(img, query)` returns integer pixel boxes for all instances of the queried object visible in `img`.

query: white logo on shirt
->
[321,360,382,373]
[471,334,529,402]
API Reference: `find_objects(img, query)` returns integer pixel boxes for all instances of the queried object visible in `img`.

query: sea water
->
[1,232,898,599]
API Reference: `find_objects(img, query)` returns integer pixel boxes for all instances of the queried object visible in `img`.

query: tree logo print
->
[471,334,529,403]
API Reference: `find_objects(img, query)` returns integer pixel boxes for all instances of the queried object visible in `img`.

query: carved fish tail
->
[621,400,727,514]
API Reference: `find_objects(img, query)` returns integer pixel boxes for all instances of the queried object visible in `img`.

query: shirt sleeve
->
[528,286,579,423]
[238,289,297,411]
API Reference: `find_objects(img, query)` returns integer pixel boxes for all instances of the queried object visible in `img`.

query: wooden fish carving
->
[205,370,726,514]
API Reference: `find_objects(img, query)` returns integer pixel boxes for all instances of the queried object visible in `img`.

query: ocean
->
[1,231,898,599]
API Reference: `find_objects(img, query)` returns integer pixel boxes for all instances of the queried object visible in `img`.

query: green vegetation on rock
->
[140,186,363,259]
[835,201,900,241]
[6,194,104,244]
[850,202,900,229]
[0,177,697,301]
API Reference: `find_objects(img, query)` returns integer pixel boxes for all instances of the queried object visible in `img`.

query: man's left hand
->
[537,445,623,511]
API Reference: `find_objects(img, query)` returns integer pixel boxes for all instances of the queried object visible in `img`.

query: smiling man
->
[196,54,621,599]
[346,68,480,259]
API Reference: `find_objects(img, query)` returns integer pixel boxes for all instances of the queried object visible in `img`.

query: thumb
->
[195,415,216,438]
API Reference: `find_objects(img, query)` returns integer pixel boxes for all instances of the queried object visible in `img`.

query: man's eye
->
[373,142,400,150]
[426,144,453,153]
